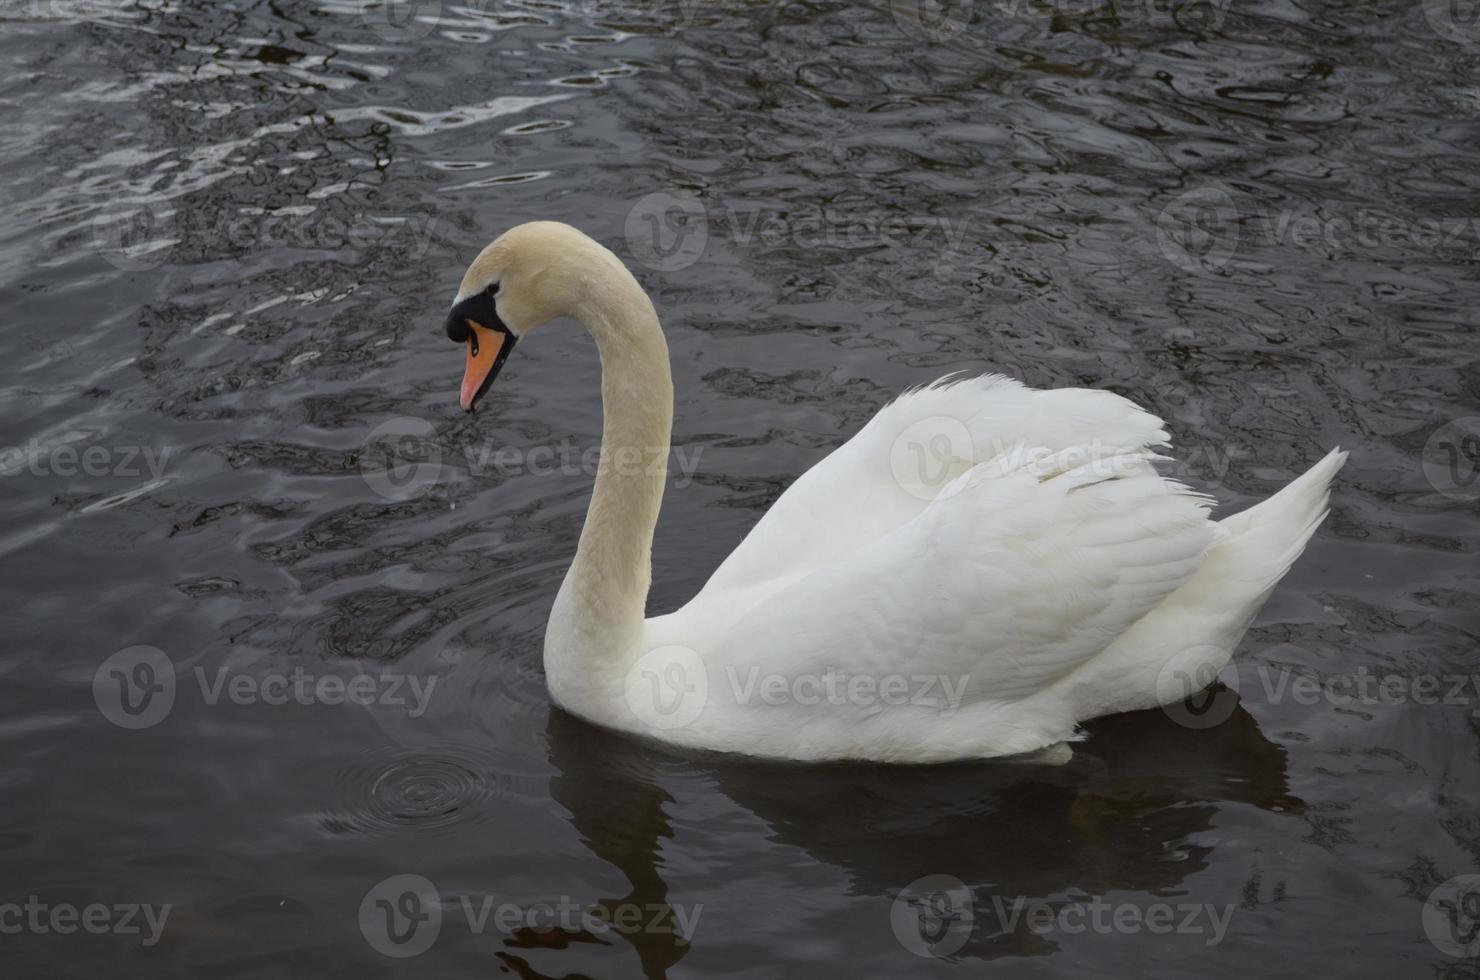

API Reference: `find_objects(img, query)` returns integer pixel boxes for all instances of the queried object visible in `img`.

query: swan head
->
[445,221,618,412]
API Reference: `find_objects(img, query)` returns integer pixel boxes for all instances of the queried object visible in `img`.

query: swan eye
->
[486,282,500,297]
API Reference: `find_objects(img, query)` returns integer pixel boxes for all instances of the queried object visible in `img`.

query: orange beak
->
[459,319,512,413]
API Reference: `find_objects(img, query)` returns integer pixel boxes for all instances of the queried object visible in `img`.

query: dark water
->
[4,0,1479,976]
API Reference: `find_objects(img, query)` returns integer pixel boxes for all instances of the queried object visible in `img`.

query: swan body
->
[446,222,1346,764]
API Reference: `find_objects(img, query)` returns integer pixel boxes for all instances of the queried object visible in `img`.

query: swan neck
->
[556,268,672,645]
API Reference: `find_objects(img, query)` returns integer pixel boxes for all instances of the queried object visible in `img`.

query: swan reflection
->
[522,693,1298,976]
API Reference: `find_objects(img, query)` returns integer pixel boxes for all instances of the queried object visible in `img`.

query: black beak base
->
[445,289,510,344]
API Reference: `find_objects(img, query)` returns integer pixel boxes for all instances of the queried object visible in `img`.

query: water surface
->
[3,0,1478,976]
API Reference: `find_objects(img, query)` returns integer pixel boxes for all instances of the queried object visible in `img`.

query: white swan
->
[443,221,1346,763]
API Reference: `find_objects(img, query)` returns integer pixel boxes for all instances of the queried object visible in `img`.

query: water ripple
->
[321,744,502,837]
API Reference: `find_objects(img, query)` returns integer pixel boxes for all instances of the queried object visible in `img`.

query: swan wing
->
[709,447,1217,705]
[695,374,1173,599]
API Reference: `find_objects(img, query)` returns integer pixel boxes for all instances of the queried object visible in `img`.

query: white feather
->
[466,223,1347,763]
[621,378,1345,762]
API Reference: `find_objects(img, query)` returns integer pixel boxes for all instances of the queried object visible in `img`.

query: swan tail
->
[1052,448,1346,724]
[1208,447,1348,597]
